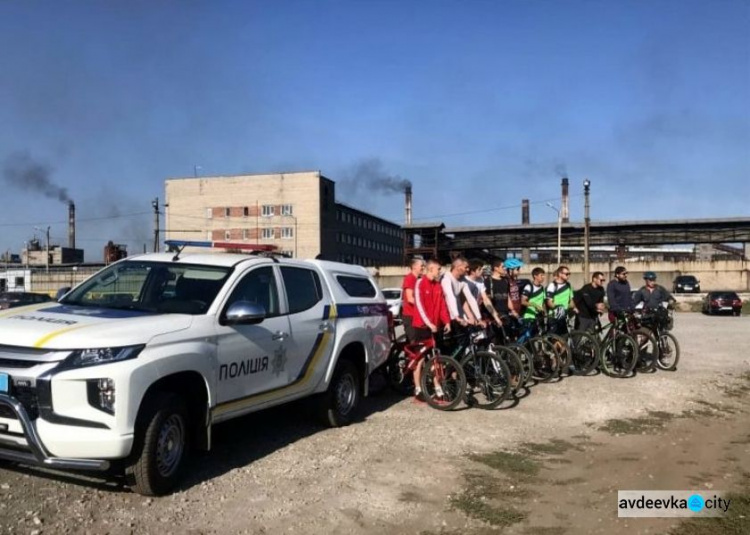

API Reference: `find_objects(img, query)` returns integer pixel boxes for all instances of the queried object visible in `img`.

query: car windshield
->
[60,261,232,315]
[382,290,401,300]
[677,276,697,283]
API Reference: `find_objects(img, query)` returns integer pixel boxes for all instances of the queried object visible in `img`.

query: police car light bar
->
[165,240,279,252]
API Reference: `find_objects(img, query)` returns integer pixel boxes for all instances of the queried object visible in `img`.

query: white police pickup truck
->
[0,251,392,495]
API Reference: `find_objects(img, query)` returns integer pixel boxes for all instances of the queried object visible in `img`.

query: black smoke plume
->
[554,163,568,178]
[2,151,69,202]
[339,158,411,198]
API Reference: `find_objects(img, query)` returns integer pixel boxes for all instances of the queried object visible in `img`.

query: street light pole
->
[584,179,591,280]
[45,226,50,274]
[546,202,562,265]
[152,198,160,253]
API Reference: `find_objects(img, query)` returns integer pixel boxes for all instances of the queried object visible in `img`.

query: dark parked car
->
[0,291,53,310]
[702,291,742,316]
[673,275,700,293]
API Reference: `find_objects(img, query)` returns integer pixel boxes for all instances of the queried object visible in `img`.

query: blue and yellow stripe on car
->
[212,304,338,417]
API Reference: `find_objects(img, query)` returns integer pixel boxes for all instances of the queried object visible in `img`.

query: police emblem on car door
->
[215,266,292,405]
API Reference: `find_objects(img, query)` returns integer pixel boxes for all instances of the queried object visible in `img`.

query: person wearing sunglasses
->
[574,271,607,332]
[606,266,634,321]
[545,265,578,335]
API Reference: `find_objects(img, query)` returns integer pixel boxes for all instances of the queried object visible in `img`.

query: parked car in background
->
[382,288,403,322]
[0,292,52,310]
[702,291,742,316]
[673,275,700,293]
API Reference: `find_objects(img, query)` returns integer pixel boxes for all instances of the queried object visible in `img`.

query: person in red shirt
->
[412,258,451,402]
[400,258,425,342]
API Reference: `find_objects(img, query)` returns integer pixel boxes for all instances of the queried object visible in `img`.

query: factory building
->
[164,171,404,265]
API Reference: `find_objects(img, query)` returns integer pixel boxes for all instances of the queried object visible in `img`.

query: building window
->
[262,228,274,239]
[15,276,24,287]
[281,204,293,216]
[281,227,294,239]
[242,229,249,240]
[337,210,341,221]
[225,207,231,217]
[206,208,213,219]
[225,230,231,240]
[243,206,249,217]
[262,205,275,217]
[206,231,212,240]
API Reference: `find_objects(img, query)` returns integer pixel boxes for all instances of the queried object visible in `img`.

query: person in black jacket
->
[606,266,633,320]
[574,272,606,332]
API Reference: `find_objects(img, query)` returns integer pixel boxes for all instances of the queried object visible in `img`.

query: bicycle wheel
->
[491,345,524,394]
[506,343,534,385]
[420,354,466,411]
[460,350,512,409]
[384,345,414,396]
[527,336,558,382]
[601,333,638,378]
[567,330,600,376]
[655,332,680,371]
[632,328,658,372]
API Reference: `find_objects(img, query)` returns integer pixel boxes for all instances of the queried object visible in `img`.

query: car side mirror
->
[56,287,72,301]
[222,301,266,326]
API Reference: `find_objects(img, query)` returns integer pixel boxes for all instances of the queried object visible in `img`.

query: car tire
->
[126,392,190,496]
[316,359,361,428]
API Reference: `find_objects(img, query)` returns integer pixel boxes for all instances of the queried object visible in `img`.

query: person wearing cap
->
[606,266,634,319]
[633,271,676,310]
[505,258,524,317]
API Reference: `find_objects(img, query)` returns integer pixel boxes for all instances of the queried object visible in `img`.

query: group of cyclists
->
[398,256,677,405]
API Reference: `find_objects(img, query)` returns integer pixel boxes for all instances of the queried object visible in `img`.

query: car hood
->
[0,303,194,349]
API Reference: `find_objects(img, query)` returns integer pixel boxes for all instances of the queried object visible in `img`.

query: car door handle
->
[319,321,335,333]
[272,331,288,341]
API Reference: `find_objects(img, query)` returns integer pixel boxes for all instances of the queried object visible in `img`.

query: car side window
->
[280,267,322,314]
[226,267,280,317]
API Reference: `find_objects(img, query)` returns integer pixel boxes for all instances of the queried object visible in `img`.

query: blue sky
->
[1,0,748,259]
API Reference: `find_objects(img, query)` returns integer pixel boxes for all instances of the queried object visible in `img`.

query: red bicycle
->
[384,335,467,410]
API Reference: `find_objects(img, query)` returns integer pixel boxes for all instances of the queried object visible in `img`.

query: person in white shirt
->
[440,257,482,326]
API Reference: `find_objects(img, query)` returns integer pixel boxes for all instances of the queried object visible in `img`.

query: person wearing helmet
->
[633,271,675,310]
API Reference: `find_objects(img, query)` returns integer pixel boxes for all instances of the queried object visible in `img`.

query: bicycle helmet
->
[503,258,523,270]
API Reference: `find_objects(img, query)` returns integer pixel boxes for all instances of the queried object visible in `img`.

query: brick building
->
[164,171,403,264]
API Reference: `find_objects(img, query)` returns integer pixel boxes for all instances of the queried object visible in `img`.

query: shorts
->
[412,327,433,343]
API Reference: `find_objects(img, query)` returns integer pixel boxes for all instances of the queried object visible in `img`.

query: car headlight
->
[64,345,145,369]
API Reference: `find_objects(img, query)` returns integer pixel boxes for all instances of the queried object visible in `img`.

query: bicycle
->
[638,305,680,371]
[442,326,514,409]
[549,311,601,376]
[511,314,560,382]
[384,334,467,410]
[592,313,639,378]
[488,318,534,387]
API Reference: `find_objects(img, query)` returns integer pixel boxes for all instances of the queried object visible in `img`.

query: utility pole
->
[584,179,591,281]
[152,198,160,253]
[46,226,50,274]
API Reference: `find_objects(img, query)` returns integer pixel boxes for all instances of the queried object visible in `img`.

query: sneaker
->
[413,391,427,404]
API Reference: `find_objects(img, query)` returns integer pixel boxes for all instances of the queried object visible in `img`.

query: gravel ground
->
[0,313,748,534]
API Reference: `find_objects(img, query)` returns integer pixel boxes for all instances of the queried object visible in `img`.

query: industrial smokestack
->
[521,199,530,225]
[405,185,413,225]
[561,177,570,223]
[68,201,75,249]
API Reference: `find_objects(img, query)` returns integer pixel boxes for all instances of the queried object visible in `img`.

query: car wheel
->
[126,392,190,496]
[316,359,361,427]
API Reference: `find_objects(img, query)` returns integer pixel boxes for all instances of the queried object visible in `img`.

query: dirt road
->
[0,313,748,534]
